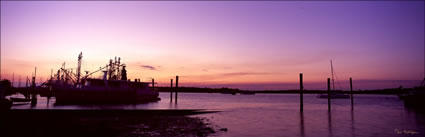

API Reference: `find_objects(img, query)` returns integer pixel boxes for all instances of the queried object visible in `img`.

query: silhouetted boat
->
[9,97,31,102]
[0,98,12,110]
[399,79,425,108]
[317,60,350,99]
[317,93,350,99]
[0,80,12,110]
[46,52,160,104]
[221,92,237,95]
[240,92,256,95]
[218,87,238,95]
[55,78,159,104]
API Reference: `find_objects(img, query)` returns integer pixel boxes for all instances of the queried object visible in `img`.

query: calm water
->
[11,93,425,137]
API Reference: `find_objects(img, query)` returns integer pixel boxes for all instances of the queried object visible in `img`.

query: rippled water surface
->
[11,93,425,137]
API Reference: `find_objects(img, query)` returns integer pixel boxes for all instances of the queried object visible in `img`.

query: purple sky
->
[1,1,424,90]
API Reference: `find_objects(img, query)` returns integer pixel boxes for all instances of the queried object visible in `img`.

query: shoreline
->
[0,109,222,137]
[156,86,410,95]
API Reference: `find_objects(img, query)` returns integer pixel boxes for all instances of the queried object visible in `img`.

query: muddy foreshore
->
[0,109,223,137]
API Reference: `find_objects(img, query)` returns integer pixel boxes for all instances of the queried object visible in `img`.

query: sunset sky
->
[1,1,424,90]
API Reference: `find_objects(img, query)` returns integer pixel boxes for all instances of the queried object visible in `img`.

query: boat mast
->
[331,60,335,91]
[422,52,425,87]
[76,52,82,86]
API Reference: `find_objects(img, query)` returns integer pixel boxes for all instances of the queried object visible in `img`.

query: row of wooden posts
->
[153,73,354,108]
[151,75,179,104]
[299,73,354,112]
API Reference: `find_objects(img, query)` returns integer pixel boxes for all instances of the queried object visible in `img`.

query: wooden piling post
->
[327,78,331,111]
[152,78,155,91]
[170,79,173,102]
[300,73,303,112]
[31,67,37,106]
[33,67,36,87]
[350,77,353,107]
[175,75,179,104]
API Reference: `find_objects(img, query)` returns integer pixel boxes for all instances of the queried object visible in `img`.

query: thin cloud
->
[184,71,280,81]
[140,65,156,70]
[219,72,273,77]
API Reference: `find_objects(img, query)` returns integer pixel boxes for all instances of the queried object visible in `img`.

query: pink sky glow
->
[1,1,424,90]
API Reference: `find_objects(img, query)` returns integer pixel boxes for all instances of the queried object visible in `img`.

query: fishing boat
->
[0,81,12,110]
[317,93,349,99]
[55,78,159,104]
[47,52,160,104]
[240,92,256,95]
[317,60,350,99]
[398,79,425,108]
[219,87,238,95]
[0,98,12,110]
[9,97,31,102]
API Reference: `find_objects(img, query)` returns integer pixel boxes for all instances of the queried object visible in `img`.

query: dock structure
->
[299,73,303,112]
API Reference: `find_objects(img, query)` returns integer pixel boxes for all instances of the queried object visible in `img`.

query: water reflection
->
[351,110,355,137]
[404,107,425,136]
[8,93,425,137]
[300,111,305,137]
[328,111,333,137]
[169,101,178,109]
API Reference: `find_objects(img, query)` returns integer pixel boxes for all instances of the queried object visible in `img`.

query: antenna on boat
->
[12,72,14,87]
[331,60,335,91]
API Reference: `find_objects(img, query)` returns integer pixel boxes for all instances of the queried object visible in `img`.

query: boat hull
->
[399,87,425,108]
[317,94,350,99]
[0,98,12,110]
[10,97,31,102]
[55,88,159,105]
